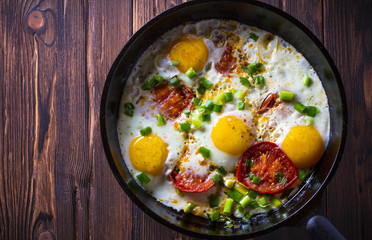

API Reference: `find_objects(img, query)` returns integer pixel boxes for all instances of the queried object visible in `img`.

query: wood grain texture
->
[0,0,370,239]
[323,0,372,239]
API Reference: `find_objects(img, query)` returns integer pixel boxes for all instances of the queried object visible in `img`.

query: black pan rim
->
[100,0,348,238]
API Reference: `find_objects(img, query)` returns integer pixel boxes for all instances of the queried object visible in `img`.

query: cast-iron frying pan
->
[100,0,347,238]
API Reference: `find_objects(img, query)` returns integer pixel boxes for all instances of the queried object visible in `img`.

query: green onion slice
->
[185,67,197,79]
[217,166,227,176]
[180,122,191,131]
[239,77,252,87]
[209,210,220,221]
[306,106,319,117]
[227,189,243,202]
[212,104,222,113]
[249,62,265,74]
[184,202,195,213]
[249,33,259,41]
[297,169,310,181]
[294,102,307,113]
[124,103,135,117]
[304,75,312,86]
[136,172,151,186]
[223,199,234,214]
[211,173,221,183]
[201,114,211,122]
[140,126,152,136]
[169,77,181,88]
[279,90,294,101]
[248,190,257,199]
[201,78,213,89]
[224,92,233,102]
[171,61,180,66]
[197,86,206,94]
[205,99,214,111]
[192,97,202,105]
[199,146,211,158]
[156,114,166,126]
[141,75,164,90]
[238,102,245,110]
[252,176,262,184]
[255,75,265,85]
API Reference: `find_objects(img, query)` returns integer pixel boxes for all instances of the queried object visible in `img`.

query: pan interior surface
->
[100,0,347,238]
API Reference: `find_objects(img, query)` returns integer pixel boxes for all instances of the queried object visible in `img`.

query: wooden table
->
[1,0,371,239]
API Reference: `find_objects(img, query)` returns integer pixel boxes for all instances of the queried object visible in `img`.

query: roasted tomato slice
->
[237,141,297,194]
[258,92,278,113]
[152,83,193,119]
[215,43,237,75]
[170,170,215,193]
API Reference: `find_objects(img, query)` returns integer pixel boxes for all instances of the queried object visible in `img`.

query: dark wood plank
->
[323,0,372,239]
[86,0,133,239]
[0,0,60,239]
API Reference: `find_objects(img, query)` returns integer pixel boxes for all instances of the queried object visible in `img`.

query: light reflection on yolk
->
[168,35,209,73]
[212,116,254,156]
[282,126,324,168]
[129,134,169,176]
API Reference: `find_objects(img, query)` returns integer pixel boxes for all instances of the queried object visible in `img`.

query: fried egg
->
[117,19,330,218]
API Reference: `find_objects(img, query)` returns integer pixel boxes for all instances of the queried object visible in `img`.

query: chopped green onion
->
[217,166,227,176]
[304,75,312,86]
[238,205,246,214]
[197,86,206,94]
[212,173,221,183]
[198,106,208,114]
[235,89,247,100]
[205,99,214,111]
[271,197,282,208]
[243,213,252,221]
[169,77,181,88]
[275,172,287,185]
[209,210,220,221]
[124,103,135,117]
[241,64,253,78]
[192,97,202,105]
[184,202,195,213]
[140,126,152,136]
[185,67,197,79]
[202,114,211,122]
[213,93,226,105]
[213,104,223,113]
[156,114,166,126]
[183,109,191,115]
[249,62,265,74]
[224,179,235,188]
[249,33,259,41]
[246,159,254,168]
[294,102,307,113]
[248,190,258,199]
[210,194,220,208]
[238,102,245,110]
[227,189,243,202]
[252,176,262,184]
[258,197,270,208]
[248,172,255,180]
[136,172,151,186]
[297,169,310,181]
[305,116,314,126]
[255,75,265,85]
[279,90,294,101]
[141,75,164,90]
[171,61,180,66]
[239,77,252,87]
[248,190,257,199]
[223,199,234,214]
[250,200,260,209]
[306,106,319,117]
[239,195,252,208]
[235,185,249,196]
[191,112,203,129]
[224,92,233,102]
[199,146,211,158]
[180,122,191,131]
[201,78,213,89]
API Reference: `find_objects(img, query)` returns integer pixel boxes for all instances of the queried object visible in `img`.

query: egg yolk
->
[282,126,324,169]
[168,36,209,73]
[212,116,254,156]
[129,134,169,176]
